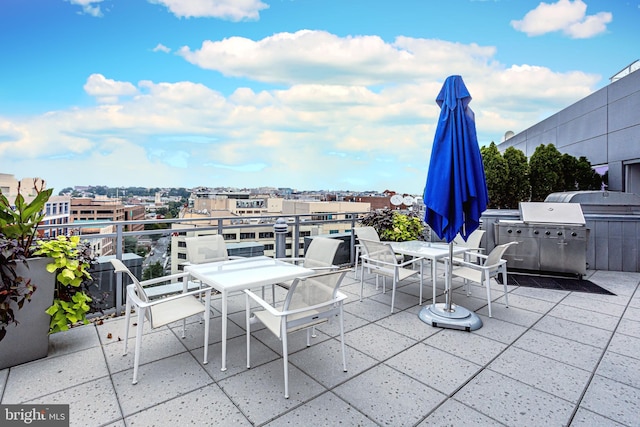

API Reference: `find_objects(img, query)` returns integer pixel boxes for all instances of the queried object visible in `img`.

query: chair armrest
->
[244,289,281,316]
[127,283,212,309]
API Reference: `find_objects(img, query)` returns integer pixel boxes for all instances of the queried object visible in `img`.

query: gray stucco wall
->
[498,69,640,193]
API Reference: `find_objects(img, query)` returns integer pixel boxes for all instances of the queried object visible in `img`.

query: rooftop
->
[2,268,639,426]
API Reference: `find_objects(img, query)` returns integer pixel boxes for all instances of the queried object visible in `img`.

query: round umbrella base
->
[418,303,483,331]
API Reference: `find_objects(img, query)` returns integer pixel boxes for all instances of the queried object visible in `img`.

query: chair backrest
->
[284,270,346,327]
[358,238,398,265]
[354,226,381,242]
[453,229,485,249]
[185,235,229,264]
[302,237,341,269]
[485,242,518,267]
[110,258,149,303]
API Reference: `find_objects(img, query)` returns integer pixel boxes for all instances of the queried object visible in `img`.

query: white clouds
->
[511,0,612,38]
[83,74,138,104]
[149,0,269,21]
[66,0,105,17]
[153,43,171,53]
[1,32,602,192]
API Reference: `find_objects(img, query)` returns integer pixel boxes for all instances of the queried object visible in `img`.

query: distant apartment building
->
[169,190,370,274]
[0,173,71,238]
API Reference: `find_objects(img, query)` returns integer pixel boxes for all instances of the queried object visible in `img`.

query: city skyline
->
[1,0,637,194]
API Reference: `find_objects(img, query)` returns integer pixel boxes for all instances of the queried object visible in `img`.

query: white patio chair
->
[453,229,486,262]
[245,270,348,398]
[358,238,424,313]
[278,237,342,289]
[110,259,212,385]
[449,242,518,317]
[353,226,403,279]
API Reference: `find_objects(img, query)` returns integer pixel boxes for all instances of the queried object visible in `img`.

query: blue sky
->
[0,0,637,194]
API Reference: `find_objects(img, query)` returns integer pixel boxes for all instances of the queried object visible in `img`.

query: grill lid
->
[519,202,585,225]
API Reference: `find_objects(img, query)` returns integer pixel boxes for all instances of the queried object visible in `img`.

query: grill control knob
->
[557,231,563,236]
[534,230,539,235]
[545,231,551,235]
[516,229,522,234]
[571,232,577,237]
[507,229,513,234]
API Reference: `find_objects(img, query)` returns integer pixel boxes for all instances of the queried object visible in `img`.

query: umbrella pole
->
[445,242,453,311]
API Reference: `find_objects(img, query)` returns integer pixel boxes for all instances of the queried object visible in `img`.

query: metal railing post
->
[274,218,288,258]
[115,223,124,316]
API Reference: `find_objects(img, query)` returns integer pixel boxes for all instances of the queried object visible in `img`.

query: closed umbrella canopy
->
[423,75,488,243]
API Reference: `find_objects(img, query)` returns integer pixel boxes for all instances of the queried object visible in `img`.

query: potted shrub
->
[0,185,56,369]
[361,208,426,242]
[33,235,95,333]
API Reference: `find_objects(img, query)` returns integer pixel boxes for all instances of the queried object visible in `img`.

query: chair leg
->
[282,323,289,399]
[485,274,492,318]
[354,247,360,279]
[181,318,186,338]
[132,307,145,385]
[123,297,132,355]
[359,270,365,302]
[339,305,347,372]
[502,270,509,308]
[390,277,397,314]
[203,290,211,365]
[245,293,251,369]
[306,328,311,346]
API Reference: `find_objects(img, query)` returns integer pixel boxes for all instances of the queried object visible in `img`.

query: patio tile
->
[475,303,544,328]
[375,309,442,341]
[472,314,527,345]
[513,329,603,371]
[2,346,109,403]
[570,407,626,427]
[615,318,640,338]
[418,399,505,426]
[0,369,7,396]
[385,342,482,395]
[170,315,245,350]
[344,323,416,361]
[425,329,507,365]
[203,334,279,380]
[623,306,640,322]
[289,338,377,388]
[263,391,376,427]
[124,383,251,426]
[370,286,422,311]
[533,315,613,348]
[102,328,190,374]
[111,352,213,417]
[252,325,331,356]
[494,292,557,314]
[546,304,620,331]
[314,310,369,336]
[606,332,640,360]
[26,377,121,427]
[510,285,569,303]
[454,369,574,426]
[588,271,640,297]
[580,375,640,426]
[488,346,591,403]
[343,298,395,322]
[48,323,101,357]
[560,293,627,316]
[333,364,446,426]
[595,349,640,388]
[217,359,326,425]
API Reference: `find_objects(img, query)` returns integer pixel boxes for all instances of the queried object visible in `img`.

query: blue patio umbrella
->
[419,75,488,331]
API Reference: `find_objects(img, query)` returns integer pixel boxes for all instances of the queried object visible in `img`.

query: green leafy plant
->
[0,183,53,342]
[33,235,95,333]
[361,209,425,242]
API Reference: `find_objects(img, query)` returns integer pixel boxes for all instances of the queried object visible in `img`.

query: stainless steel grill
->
[495,202,589,277]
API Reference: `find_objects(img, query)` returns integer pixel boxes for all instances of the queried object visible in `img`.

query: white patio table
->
[185,256,314,371]
[389,241,467,304]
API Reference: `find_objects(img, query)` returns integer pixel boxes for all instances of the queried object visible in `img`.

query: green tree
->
[503,147,530,208]
[481,142,509,208]
[124,236,138,254]
[575,156,603,190]
[529,144,563,201]
[142,262,164,280]
[560,153,578,191]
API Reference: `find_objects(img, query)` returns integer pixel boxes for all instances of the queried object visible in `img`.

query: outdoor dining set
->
[110,226,515,398]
